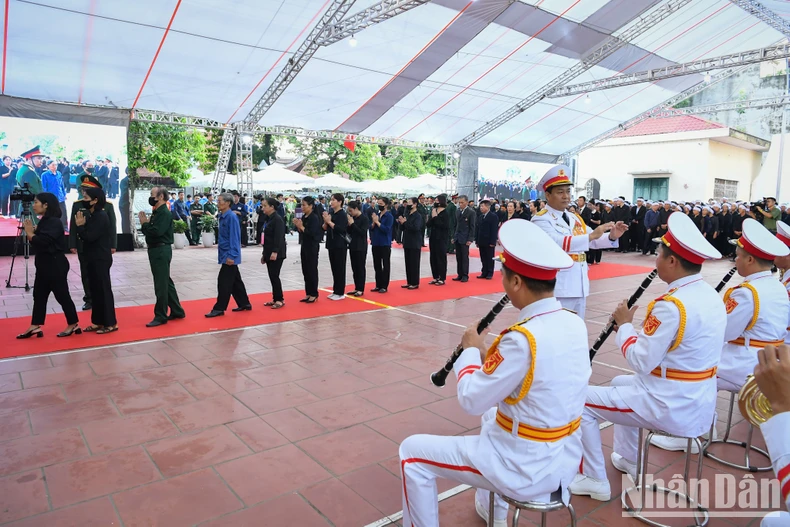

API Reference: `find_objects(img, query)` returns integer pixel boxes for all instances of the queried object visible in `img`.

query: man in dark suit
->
[612,197,632,252]
[475,200,499,279]
[95,157,109,190]
[629,197,647,252]
[452,194,476,282]
[577,196,592,225]
[107,160,119,199]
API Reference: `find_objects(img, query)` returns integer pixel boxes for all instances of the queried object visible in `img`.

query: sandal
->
[436,280,445,286]
[96,326,118,335]
[57,325,82,338]
[263,301,275,307]
[16,327,43,339]
[84,325,102,332]
[305,297,318,304]
[428,280,438,285]
[271,301,285,309]
[299,297,310,303]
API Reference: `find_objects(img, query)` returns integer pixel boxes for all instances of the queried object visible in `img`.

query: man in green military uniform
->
[139,186,185,327]
[69,171,117,311]
[189,198,204,244]
[16,146,45,195]
[446,194,457,254]
[203,193,218,242]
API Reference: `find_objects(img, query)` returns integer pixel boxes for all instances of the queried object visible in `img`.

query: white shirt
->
[761,411,790,509]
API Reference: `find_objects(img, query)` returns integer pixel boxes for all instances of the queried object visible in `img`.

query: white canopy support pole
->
[212,128,235,191]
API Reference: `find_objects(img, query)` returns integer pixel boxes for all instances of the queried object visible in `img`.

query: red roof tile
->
[614,115,725,138]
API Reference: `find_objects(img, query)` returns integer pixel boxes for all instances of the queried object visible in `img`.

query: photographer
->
[757,197,781,234]
[16,193,80,339]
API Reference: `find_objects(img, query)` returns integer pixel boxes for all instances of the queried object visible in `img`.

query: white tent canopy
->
[312,173,365,192]
[3,1,784,156]
[252,164,315,192]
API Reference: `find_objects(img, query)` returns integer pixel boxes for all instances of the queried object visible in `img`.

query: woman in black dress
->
[294,196,321,303]
[74,187,117,334]
[17,193,81,339]
[426,194,449,285]
[398,197,424,289]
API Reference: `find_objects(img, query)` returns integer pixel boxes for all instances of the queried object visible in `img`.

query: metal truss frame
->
[444,152,459,194]
[549,43,790,98]
[728,0,790,38]
[557,65,755,162]
[316,0,430,46]
[648,95,790,118]
[452,0,694,149]
[212,128,236,191]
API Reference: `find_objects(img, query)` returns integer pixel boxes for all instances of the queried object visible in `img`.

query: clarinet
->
[715,267,737,293]
[589,269,658,362]
[430,295,510,387]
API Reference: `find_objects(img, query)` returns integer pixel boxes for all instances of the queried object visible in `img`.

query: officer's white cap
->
[730,218,790,260]
[654,212,721,264]
[537,165,572,193]
[777,221,790,248]
[498,219,572,280]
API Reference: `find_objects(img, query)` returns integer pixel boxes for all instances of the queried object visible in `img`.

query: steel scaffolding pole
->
[728,0,790,38]
[452,0,693,149]
[212,128,235,191]
[316,0,430,46]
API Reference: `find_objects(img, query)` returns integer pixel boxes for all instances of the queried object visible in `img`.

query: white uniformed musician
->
[571,212,726,501]
[753,344,790,526]
[531,165,627,319]
[399,219,591,527]
[775,221,790,346]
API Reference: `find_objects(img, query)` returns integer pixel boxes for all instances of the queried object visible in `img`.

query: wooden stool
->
[488,488,576,527]
[703,390,771,472]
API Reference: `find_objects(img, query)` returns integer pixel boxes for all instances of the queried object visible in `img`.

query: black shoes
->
[146,319,167,327]
[377,288,387,293]
[205,310,224,318]
[167,313,185,320]
[82,303,92,310]
[232,305,252,312]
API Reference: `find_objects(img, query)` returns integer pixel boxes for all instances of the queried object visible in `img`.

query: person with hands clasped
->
[323,193,348,300]
[260,197,287,309]
[294,196,322,303]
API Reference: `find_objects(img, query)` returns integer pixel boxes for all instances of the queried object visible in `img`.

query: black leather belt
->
[148,242,166,248]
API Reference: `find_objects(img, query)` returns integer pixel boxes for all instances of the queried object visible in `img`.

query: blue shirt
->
[42,170,66,202]
[217,209,241,265]
[644,209,660,230]
[199,197,208,205]
[370,210,393,247]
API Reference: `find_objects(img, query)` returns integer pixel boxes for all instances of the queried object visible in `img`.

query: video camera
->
[750,198,769,215]
[9,183,34,203]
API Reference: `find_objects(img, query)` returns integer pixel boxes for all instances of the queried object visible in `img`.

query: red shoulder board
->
[482,350,504,375]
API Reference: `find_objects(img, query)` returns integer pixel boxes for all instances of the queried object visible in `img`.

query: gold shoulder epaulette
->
[536,209,548,216]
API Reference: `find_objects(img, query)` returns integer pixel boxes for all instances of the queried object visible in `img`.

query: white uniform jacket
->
[761,411,790,510]
[782,271,790,346]
[615,274,726,437]
[531,205,618,298]
[453,298,592,504]
[719,271,790,389]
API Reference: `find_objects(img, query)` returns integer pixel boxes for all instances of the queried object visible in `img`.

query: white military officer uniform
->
[570,213,726,501]
[776,221,790,346]
[717,219,790,392]
[531,165,619,320]
[759,411,790,526]
[399,219,591,527]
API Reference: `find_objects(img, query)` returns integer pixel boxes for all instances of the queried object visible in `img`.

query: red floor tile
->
[20,362,95,389]
[295,353,363,375]
[0,356,52,375]
[111,383,195,415]
[192,356,259,376]
[203,338,266,356]
[210,371,261,394]
[44,446,161,508]
[80,411,180,453]
[61,372,141,402]
[292,337,350,356]
[145,425,251,476]
[358,381,443,413]
[148,348,189,366]
[0,385,66,415]
[296,372,375,399]
[422,397,483,429]
[89,354,159,376]
[298,425,398,475]
[181,376,228,399]
[113,341,175,358]
[352,362,421,385]
[165,394,254,432]
[0,470,50,523]
[2,497,120,527]
[340,464,404,515]
[248,346,311,366]
[0,412,31,443]
[234,383,320,415]
[132,362,206,387]
[367,407,467,444]
[113,468,243,527]
[0,428,89,476]
[227,417,289,452]
[0,372,22,393]
[260,408,327,442]
[216,444,331,505]
[199,493,331,527]
[29,397,119,434]
[252,331,310,348]
[49,349,116,367]
[301,478,383,527]
[298,393,389,430]
[242,361,316,388]
[169,345,215,362]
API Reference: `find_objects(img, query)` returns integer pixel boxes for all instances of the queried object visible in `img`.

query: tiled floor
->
[0,242,784,526]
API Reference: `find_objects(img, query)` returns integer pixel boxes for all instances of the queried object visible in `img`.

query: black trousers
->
[479,245,495,277]
[642,232,657,255]
[301,247,319,297]
[429,237,448,280]
[59,202,68,232]
[404,247,421,286]
[0,189,10,216]
[266,258,285,302]
[31,255,78,326]
[349,249,367,292]
[213,264,250,311]
[328,248,347,295]
[87,257,116,327]
[77,252,92,304]
[589,249,602,263]
[618,231,630,252]
[455,242,469,279]
[372,246,391,289]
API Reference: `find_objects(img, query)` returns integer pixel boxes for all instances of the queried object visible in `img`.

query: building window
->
[633,177,668,202]
[713,178,738,200]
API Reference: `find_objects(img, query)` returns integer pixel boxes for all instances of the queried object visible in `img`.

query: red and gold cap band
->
[499,251,558,280]
[737,237,775,261]
[660,232,705,265]
[777,232,790,248]
[543,174,572,190]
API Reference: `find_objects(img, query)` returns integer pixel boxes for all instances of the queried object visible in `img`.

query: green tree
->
[337,144,387,181]
[127,121,207,188]
[288,137,349,175]
[385,147,425,178]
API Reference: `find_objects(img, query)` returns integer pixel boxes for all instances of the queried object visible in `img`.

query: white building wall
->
[707,140,761,201]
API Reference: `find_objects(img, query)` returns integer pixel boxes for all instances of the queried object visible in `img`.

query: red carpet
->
[0,262,652,359]
[0,217,19,237]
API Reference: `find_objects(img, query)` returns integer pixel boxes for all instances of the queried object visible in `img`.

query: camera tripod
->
[5,201,34,291]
